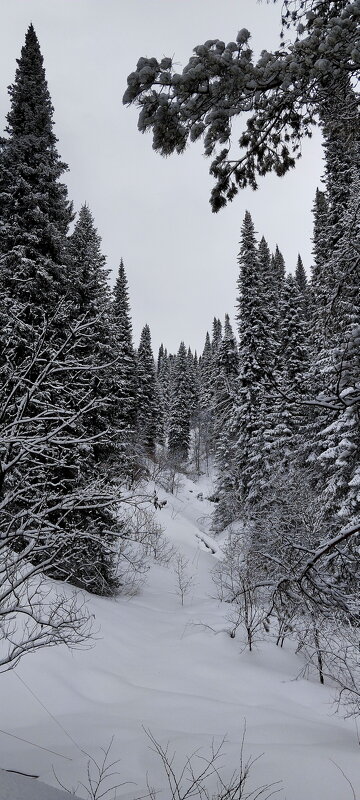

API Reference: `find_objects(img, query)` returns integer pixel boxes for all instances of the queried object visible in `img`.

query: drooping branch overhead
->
[123,1,360,210]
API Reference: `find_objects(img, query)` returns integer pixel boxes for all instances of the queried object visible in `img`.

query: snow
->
[0,769,81,799]
[0,473,359,800]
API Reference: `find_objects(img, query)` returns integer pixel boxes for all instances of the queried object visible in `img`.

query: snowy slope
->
[0,770,81,800]
[0,474,359,800]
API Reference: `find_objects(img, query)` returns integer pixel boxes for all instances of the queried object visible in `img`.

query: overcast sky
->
[0,0,324,356]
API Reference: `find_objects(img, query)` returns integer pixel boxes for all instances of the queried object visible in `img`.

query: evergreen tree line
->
[155,317,234,473]
[212,81,360,535]
[209,82,360,710]
[0,25,168,601]
[151,80,360,709]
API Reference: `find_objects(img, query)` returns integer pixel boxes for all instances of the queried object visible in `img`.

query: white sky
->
[0,0,324,356]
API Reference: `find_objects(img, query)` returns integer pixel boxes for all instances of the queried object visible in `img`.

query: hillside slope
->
[0,474,359,800]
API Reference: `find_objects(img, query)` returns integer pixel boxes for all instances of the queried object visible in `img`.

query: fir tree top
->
[311,187,329,282]
[223,313,235,340]
[295,254,307,293]
[8,26,55,140]
[138,324,154,361]
[236,211,259,337]
[212,317,222,352]
[271,246,286,292]
[202,331,212,361]
[218,314,239,377]
[157,343,165,373]
[0,24,72,307]
[68,204,110,314]
[4,23,71,220]
[113,259,134,348]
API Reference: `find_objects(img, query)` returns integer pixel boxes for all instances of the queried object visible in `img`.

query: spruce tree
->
[250,235,281,502]
[157,344,165,375]
[210,317,222,413]
[191,350,201,470]
[112,259,138,445]
[137,325,158,456]
[271,246,286,317]
[280,276,309,394]
[256,236,279,370]
[295,254,309,318]
[67,204,115,458]
[211,317,223,354]
[187,347,200,424]
[312,80,360,342]
[235,216,281,508]
[235,211,263,505]
[0,23,73,426]
[45,206,123,594]
[213,315,240,530]
[295,254,307,292]
[154,380,165,445]
[0,24,72,314]
[213,315,239,446]
[124,0,360,214]
[200,332,213,407]
[320,78,359,254]
[168,342,191,461]
[68,204,110,312]
[301,108,360,621]
[0,24,73,439]
[157,344,171,431]
[0,29,120,596]
[274,274,310,464]
[307,162,360,528]
[199,331,215,465]
[311,188,329,288]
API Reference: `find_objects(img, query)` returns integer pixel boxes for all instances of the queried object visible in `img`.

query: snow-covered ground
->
[0,473,359,800]
[0,769,78,800]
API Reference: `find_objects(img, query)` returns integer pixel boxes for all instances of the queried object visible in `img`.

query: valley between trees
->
[1,2,360,798]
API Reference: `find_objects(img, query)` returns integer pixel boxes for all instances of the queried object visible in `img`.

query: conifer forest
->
[0,2,360,799]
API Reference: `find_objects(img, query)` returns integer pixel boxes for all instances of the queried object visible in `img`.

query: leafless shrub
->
[213,532,246,604]
[213,535,266,651]
[173,553,195,606]
[149,449,185,496]
[214,468,360,712]
[226,580,267,652]
[54,737,133,799]
[125,505,172,564]
[295,612,360,715]
[0,571,91,672]
[0,310,168,668]
[144,726,283,800]
[113,504,173,595]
